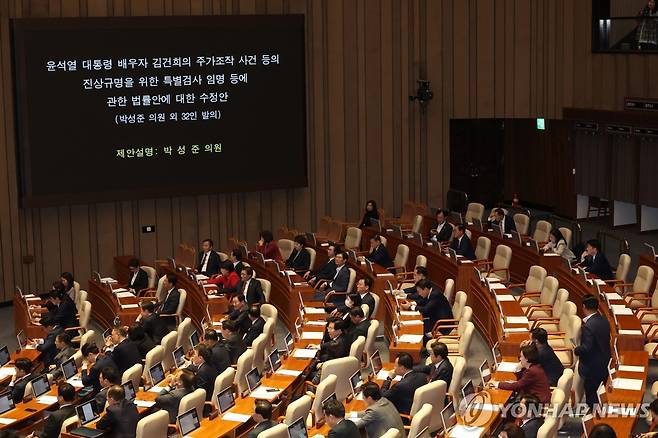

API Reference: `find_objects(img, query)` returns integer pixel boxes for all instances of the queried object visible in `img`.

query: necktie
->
[430,365,438,381]
[242,281,248,296]
[201,253,208,270]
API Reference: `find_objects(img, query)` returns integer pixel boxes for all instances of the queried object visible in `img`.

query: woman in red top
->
[496,344,552,404]
[257,230,282,262]
[207,261,240,294]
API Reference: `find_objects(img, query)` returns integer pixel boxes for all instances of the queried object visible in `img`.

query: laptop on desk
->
[173,346,186,369]
[0,393,14,415]
[0,345,10,367]
[123,380,136,402]
[70,400,104,438]
[287,416,309,438]
[217,386,235,414]
[149,362,166,387]
[30,374,50,398]
[177,407,201,437]
[246,368,262,394]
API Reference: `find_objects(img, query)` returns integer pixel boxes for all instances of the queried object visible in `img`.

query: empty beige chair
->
[209,367,237,410]
[141,266,158,289]
[67,300,91,344]
[443,279,455,304]
[79,329,96,349]
[161,289,186,325]
[380,429,401,438]
[622,265,655,309]
[278,239,295,261]
[75,290,88,313]
[216,251,229,262]
[533,220,552,242]
[410,215,423,234]
[257,424,289,438]
[513,213,530,235]
[361,304,370,319]
[465,203,485,223]
[558,227,573,248]
[363,320,380,366]
[344,227,362,250]
[235,349,255,394]
[415,254,427,268]
[308,374,337,427]
[555,369,574,427]
[637,283,658,335]
[407,403,432,438]
[122,363,143,391]
[447,321,474,358]
[72,350,84,369]
[435,306,472,350]
[176,317,194,353]
[391,244,410,273]
[346,268,357,293]
[486,245,512,282]
[320,357,360,400]
[349,336,366,364]
[142,345,164,382]
[520,276,558,314]
[527,288,569,320]
[260,303,278,322]
[60,415,79,434]
[537,415,559,438]
[406,380,447,432]
[306,247,317,272]
[178,388,206,421]
[263,318,276,355]
[474,236,491,261]
[284,395,313,425]
[514,266,547,304]
[549,315,581,367]
[371,293,381,319]
[136,410,169,438]
[447,356,466,397]
[608,253,631,285]
[257,279,272,303]
[533,301,577,333]
[160,330,178,370]
[251,333,269,374]
[572,360,585,405]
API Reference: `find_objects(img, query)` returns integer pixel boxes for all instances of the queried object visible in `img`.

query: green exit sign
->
[536,118,546,130]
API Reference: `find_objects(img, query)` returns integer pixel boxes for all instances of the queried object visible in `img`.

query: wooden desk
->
[13,295,46,340]
[86,278,140,329]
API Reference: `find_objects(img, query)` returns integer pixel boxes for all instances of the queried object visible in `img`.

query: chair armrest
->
[399,413,412,422]
[314,280,329,290]
[518,291,542,299]
[508,283,526,289]
[603,279,624,285]
[64,326,84,332]
[475,260,492,267]
[637,309,658,320]
[644,322,658,338]
[436,334,461,340]
[525,304,553,319]
[546,331,566,337]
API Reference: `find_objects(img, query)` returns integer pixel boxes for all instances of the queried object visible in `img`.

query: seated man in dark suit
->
[48,333,76,380]
[9,358,33,404]
[126,258,149,292]
[414,341,453,387]
[108,326,142,374]
[285,234,311,274]
[227,294,251,334]
[366,235,393,268]
[97,385,140,438]
[487,207,517,234]
[429,209,453,243]
[81,343,119,394]
[235,267,265,306]
[197,238,221,277]
[203,330,231,375]
[403,279,453,336]
[155,369,196,423]
[248,400,276,438]
[580,239,614,280]
[519,395,544,438]
[403,266,429,297]
[157,274,181,328]
[346,307,371,345]
[229,249,245,281]
[128,323,156,360]
[525,328,564,387]
[450,225,476,260]
[243,305,266,347]
[321,252,351,305]
[139,301,169,344]
[47,290,78,329]
[324,398,361,438]
[381,353,428,416]
[35,316,64,367]
[355,277,376,318]
[95,366,121,412]
[304,243,340,286]
[26,383,76,438]
[188,344,218,401]
[309,318,350,384]
[219,320,247,364]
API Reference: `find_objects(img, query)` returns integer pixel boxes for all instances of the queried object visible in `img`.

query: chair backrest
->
[136,410,169,438]
[616,254,631,282]
[210,367,237,410]
[79,301,92,330]
[533,220,552,242]
[176,317,194,352]
[72,350,83,369]
[572,360,585,405]
[344,227,362,250]
[364,320,380,365]
[349,336,366,363]
[143,345,164,381]
[155,275,167,302]
[346,268,357,293]
[452,291,467,319]
[447,356,466,396]
[379,235,388,247]
[557,368,574,403]
[122,363,143,391]
[458,307,473,335]
[257,279,272,302]
[176,289,187,316]
[565,315,582,345]
[260,303,278,322]
[235,349,255,394]
[60,415,79,434]
[539,276,559,306]
[409,380,447,432]
[263,318,276,354]
[141,266,157,289]
[415,254,427,268]
[80,329,95,349]
[179,388,206,420]
[380,429,401,438]
[278,239,295,261]
[257,423,289,438]
[458,322,475,357]
[306,247,317,272]
[160,330,178,370]
[526,266,547,292]
[284,395,313,425]
[633,265,655,293]
[321,357,360,400]
[558,227,572,248]
[407,403,432,438]
[361,304,370,319]
[251,333,269,374]
[444,279,455,304]
[411,215,423,234]
[76,290,88,312]
[73,281,81,294]
[311,374,337,422]
[537,416,558,438]
[371,293,381,319]
[465,203,485,223]
[493,245,512,271]
[513,213,530,235]
[552,289,569,317]
[216,251,229,262]
[475,236,491,260]
[561,301,577,318]
[393,244,410,270]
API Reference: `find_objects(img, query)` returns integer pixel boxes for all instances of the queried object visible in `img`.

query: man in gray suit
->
[155,369,196,423]
[352,383,406,438]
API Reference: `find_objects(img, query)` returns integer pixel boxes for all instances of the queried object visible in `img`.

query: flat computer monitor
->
[370,351,382,376]
[349,370,362,396]
[61,357,78,380]
[30,375,50,398]
[177,407,201,436]
[16,330,26,351]
[268,350,281,372]
[173,346,186,368]
[582,414,594,438]
[321,393,337,408]
[0,393,14,415]
[461,380,475,405]
[441,403,456,433]
[102,328,112,340]
[479,360,492,386]
[217,387,235,414]
[448,248,458,263]
[123,381,136,402]
[149,362,165,387]
[0,346,10,367]
[190,331,200,348]
[491,342,501,369]
[284,332,294,354]
[76,400,99,425]
[246,368,261,393]
[287,416,309,438]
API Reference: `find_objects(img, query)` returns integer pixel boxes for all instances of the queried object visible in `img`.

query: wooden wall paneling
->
[120,201,135,257]
[309,0,325,223]
[342,0,360,221]
[137,199,156,263]
[513,0,530,116]
[95,203,119,274]
[380,0,394,213]
[452,0,469,119]
[39,208,61,284]
[546,0,557,117]
[365,0,384,210]
[179,196,199,246]
[266,0,283,15]
[70,204,92,284]
[57,207,73,272]
[440,0,453,207]
[503,0,515,115]
[475,0,493,117]
[154,197,172,258]
[424,0,442,208]
[398,0,409,210]
[411,0,421,205]
[561,0,574,110]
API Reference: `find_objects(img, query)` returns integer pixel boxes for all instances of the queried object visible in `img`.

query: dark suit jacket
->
[97,399,140,438]
[159,288,181,316]
[347,320,371,346]
[415,358,453,388]
[319,334,349,362]
[248,420,277,438]
[39,404,76,438]
[37,325,64,367]
[417,289,453,335]
[188,362,217,401]
[133,337,156,361]
[328,419,361,438]
[111,339,142,374]
[52,297,77,329]
[314,258,337,281]
[430,221,453,242]
[498,364,551,403]
[451,235,476,260]
[489,215,517,234]
[95,387,109,412]
[367,244,393,268]
[286,248,311,272]
[209,342,231,374]
[328,266,350,293]
[536,343,564,387]
[141,313,169,344]
[235,279,265,306]
[574,313,611,379]
[222,334,247,364]
[155,387,194,423]
[243,317,265,347]
[197,251,221,276]
[229,308,251,334]
[381,370,428,415]
[50,345,76,379]
[521,417,544,438]
[360,292,376,318]
[82,354,118,393]
[128,268,149,291]
[233,261,245,277]
[11,374,32,404]
[582,252,614,280]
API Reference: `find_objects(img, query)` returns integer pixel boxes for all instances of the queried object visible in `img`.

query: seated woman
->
[331,293,362,319]
[257,230,282,262]
[541,228,575,260]
[207,262,240,294]
[493,344,551,404]
[285,235,311,273]
[60,272,76,302]
[359,200,379,229]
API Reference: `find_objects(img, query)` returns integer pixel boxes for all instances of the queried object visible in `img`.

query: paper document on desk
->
[134,400,156,408]
[398,334,424,344]
[207,295,222,299]
[305,307,325,314]
[496,362,518,372]
[495,294,515,302]
[503,327,527,333]
[113,288,128,293]
[611,378,643,391]
[618,365,645,373]
[0,367,16,377]
[121,304,139,309]
[448,425,485,438]
[471,402,501,412]
[26,297,41,302]
[293,349,318,359]
[376,370,399,380]
[148,386,166,393]
[400,320,423,326]
[37,395,58,405]
[305,321,327,326]
[611,305,633,315]
[506,316,529,324]
[223,412,251,423]
[294,282,309,287]
[195,274,209,280]
[0,418,16,425]
[250,386,282,400]
[285,270,297,276]
[400,311,421,316]
[605,293,623,301]
[489,283,507,290]
[67,377,84,388]
[376,273,394,277]
[275,369,303,377]
[543,253,559,257]
[618,329,643,336]
[116,291,134,298]
[101,277,117,283]
[301,331,324,340]
[594,279,606,285]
